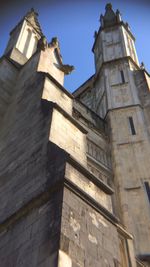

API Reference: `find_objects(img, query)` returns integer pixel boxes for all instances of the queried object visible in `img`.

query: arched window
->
[23,29,32,56]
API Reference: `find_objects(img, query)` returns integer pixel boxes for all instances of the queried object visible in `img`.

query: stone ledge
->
[64,178,119,225]
[117,224,133,239]
[41,99,88,134]
[117,140,144,146]
[41,71,74,99]
[111,81,128,87]
[104,103,143,120]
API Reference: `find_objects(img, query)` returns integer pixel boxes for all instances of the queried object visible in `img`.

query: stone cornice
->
[95,56,140,81]
[104,103,143,121]
[72,56,140,99]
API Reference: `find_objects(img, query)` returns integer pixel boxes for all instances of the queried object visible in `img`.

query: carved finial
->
[140,62,145,70]
[102,3,120,28]
[100,14,104,27]
[37,36,48,51]
[26,7,38,17]
[105,3,112,10]
[126,23,131,32]
[49,37,59,48]
[116,9,122,22]
[94,31,98,39]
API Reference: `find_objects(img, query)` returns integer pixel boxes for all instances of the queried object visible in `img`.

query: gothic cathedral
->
[0,3,150,267]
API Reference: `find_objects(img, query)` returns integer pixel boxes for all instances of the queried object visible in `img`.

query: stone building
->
[0,3,150,267]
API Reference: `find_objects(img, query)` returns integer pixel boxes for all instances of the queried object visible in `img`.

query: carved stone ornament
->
[94,31,98,39]
[37,36,48,51]
[26,8,38,18]
[49,37,59,48]
[60,64,75,75]
[140,62,145,70]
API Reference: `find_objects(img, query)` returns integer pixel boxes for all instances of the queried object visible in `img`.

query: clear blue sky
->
[0,0,150,92]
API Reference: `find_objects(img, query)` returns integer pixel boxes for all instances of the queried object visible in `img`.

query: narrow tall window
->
[23,29,32,56]
[120,70,125,83]
[144,182,150,203]
[128,117,136,135]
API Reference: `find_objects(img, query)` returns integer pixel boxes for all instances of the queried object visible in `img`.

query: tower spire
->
[100,3,122,28]
[93,2,139,72]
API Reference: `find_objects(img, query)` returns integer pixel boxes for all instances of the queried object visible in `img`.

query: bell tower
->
[93,3,139,73]
[94,3,150,262]
[74,3,150,265]
[76,4,141,119]
[5,8,43,65]
[90,3,141,119]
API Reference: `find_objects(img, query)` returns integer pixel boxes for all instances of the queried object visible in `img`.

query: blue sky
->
[0,0,150,92]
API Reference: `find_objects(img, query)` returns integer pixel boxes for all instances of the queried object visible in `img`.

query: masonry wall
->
[0,53,67,267]
[0,192,62,267]
[0,57,18,121]
[42,77,73,115]
[108,106,150,255]
[134,69,150,137]
[0,40,139,267]
[60,186,121,267]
